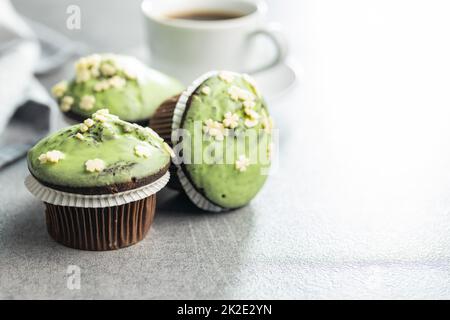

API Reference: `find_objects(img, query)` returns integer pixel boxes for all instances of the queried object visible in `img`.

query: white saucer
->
[125,46,299,103]
[251,58,299,102]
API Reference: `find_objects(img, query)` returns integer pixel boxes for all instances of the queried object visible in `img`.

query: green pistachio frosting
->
[52,54,184,122]
[180,72,273,209]
[28,109,173,189]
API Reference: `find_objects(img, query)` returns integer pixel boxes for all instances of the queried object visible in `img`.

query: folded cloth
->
[0,0,61,169]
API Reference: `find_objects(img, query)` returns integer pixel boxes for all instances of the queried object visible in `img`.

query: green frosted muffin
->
[26,109,173,250]
[28,109,173,194]
[51,54,184,123]
[151,71,273,211]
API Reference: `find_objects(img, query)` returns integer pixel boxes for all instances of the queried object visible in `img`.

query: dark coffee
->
[167,10,245,21]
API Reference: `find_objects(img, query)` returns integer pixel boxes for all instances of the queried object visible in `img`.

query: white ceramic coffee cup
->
[141,0,288,83]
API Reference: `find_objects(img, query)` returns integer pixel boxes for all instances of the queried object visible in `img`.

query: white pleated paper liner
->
[171,71,242,213]
[25,171,170,208]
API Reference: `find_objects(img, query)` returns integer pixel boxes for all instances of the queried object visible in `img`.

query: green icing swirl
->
[27,110,172,189]
[53,54,184,122]
[181,72,273,209]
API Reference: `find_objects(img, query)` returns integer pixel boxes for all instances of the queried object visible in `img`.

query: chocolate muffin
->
[26,109,173,250]
[151,71,273,212]
[51,53,184,124]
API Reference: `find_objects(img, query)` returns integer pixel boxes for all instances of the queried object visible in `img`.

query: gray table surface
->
[2,0,450,299]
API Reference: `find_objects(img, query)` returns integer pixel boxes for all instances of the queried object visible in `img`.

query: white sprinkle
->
[38,154,48,164]
[100,63,116,76]
[235,155,250,172]
[46,150,65,163]
[60,103,71,112]
[123,69,137,80]
[85,159,105,173]
[123,125,133,133]
[203,119,225,141]
[75,133,85,140]
[95,109,110,116]
[243,100,256,109]
[79,124,89,132]
[94,114,107,122]
[223,112,240,129]
[134,145,152,158]
[261,114,274,134]
[80,95,96,111]
[60,96,74,112]
[108,76,126,89]
[94,80,110,92]
[227,86,241,101]
[238,89,254,102]
[76,68,91,83]
[144,127,163,141]
[227,86,254,102]
[51,81,68,98]
[244,118,259,128]
[201,86,211,95]
[84,118,95,127]
[243,73,260,94]
[219,71,235,83]
[244,108,260,120]
[92,109,110,122]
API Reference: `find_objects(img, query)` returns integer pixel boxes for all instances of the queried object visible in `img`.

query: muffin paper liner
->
[150,96,182,190]
[25,172,169,250]
[154,71,243,212]
[25,171,169,208]
[44,196,156,250]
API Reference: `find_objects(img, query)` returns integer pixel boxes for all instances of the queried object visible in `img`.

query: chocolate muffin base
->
[150,95,183,190]
[44,195,156,251]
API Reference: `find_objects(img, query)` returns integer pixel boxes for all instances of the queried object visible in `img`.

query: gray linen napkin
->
[0,0,83,169]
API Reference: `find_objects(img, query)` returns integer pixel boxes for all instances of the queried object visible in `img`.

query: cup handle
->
[245,23,289,74]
